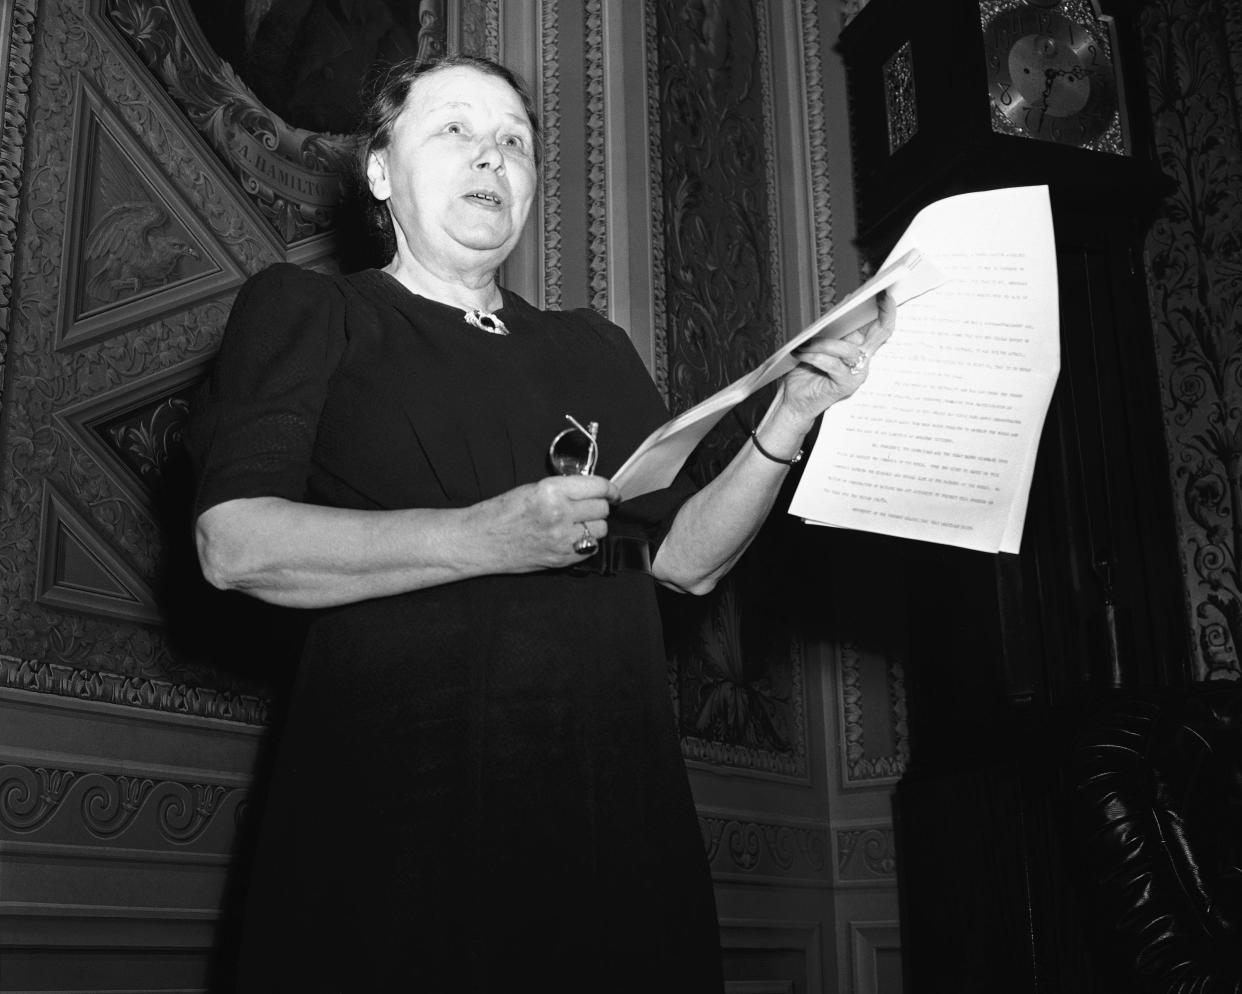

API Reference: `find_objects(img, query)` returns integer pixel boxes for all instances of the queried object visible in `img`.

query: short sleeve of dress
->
[568,307,698,552]
[186,263,348,518]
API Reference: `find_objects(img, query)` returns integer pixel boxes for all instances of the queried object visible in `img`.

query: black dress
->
[187,264,724,992]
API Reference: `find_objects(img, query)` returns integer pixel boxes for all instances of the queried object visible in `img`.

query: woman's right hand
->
[468,474,619,572]
[196,476,620,609]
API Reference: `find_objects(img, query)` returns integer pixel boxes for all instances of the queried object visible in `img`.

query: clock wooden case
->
[838,3,1188,991]
[839,0,1158,252]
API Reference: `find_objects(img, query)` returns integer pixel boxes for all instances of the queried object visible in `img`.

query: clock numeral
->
[1086,42,1100,66]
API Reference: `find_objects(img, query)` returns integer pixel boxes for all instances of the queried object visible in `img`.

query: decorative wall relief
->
[457,0,500,60]
[0,0,40,409]
[35,480,163,625]
[0,0,280,717]
[583,0,607,315]
[700,811,830,881]
[882,41,917,156]
[52,357,209,515]
[0,654,270,722]
[57,76,244,350]
[836,826,897,883]
[653,0,809,778]
[539,0,564,310]
[1141,0,1242,680]
[837,642,908,786]
[102,0,447,245]
[841,0,872,27]
[644,0,670,395]
[799,0,838,320]
[0,762,245,849]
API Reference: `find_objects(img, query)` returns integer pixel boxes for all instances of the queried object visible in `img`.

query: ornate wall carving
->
[653,0,821,780]
[0,762,244,846]
[837,642,908,786]
[457,0,500,60]
[584,0,607,314]
[0,0,279,719]
[836,826,897,884]
[0,0,40,422]
[535,0,560,309]
[0,654,269,722]
[101,0,447,247]
[644,0,670,394]
[841,0,870,25]
[802,0,838,310]
[0,0,461,724]
[699,808,830,882]
[1141,0,1242,680]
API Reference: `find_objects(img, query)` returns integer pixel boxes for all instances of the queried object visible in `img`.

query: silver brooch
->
[464,309,509,336]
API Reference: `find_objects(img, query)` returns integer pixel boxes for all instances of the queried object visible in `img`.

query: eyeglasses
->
[549,414,599,476]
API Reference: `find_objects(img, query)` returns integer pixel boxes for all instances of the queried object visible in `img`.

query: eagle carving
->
[85,201,200,303]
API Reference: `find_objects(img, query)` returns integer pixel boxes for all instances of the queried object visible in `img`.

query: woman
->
[189,53,891,992]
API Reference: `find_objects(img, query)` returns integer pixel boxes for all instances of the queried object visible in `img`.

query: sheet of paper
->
[611,248,947,501]
[788,185,1060,553]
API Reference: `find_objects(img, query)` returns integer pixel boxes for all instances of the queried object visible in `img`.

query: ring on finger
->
[846,352,869,375]
[573,522,598,555]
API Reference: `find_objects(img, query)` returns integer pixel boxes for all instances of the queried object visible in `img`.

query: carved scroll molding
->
[835,824,898,885]
[0,762,245,848]
[699,807,830,883]
[0,0,40,421]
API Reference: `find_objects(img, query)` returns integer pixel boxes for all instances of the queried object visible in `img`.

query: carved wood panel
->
[651,0,811,781]
[0,0,282,716]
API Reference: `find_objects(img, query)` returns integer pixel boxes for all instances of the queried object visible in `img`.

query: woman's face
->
[366,65,538,278]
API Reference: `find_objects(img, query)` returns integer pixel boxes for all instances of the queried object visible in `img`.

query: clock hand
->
[1036,67,1057,130]
[1046,64,1089,82]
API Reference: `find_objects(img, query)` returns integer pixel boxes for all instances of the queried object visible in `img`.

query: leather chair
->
[1071,684,1242,993]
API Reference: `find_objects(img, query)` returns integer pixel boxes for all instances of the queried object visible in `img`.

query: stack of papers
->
[612,185,1061,554]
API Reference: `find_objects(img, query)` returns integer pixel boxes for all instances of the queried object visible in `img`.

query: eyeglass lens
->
[550,416,599,476]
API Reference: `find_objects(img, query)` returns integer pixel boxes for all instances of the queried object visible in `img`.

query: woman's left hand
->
[776,290,895,428]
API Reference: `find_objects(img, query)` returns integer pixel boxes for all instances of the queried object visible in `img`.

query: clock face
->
[984,2,1120,148]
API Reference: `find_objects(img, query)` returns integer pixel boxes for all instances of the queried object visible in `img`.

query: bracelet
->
[750,430,803,466]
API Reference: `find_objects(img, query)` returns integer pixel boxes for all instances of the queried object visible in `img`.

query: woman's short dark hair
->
[351,54,542,264]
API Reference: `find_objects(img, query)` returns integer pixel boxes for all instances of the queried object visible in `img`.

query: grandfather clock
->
[838,2,1188,991]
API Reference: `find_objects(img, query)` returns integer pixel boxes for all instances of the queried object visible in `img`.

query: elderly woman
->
[189,53,891,992]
